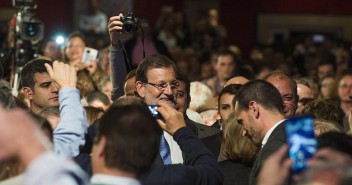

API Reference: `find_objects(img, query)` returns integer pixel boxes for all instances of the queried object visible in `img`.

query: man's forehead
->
[34,72,52,84]
[146,67,176,81]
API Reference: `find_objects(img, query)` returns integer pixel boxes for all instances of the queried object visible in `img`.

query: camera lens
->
[23,22,39,37]
[123,23,134,33]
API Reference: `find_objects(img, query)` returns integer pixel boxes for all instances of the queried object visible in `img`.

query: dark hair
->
[87,91,111,106]
[331,69,352,100]
[124,69,137,85]
[218,84,242,111]
[302,98,345,127]
[95,96,162,176]
[0,80,16,109]
[20,58,53,89]
[67,31,87,45]
[318,132,352,157]
[176,72,191,102]
[217,49,236,64]
[295,78,311,88]
[233,80,284,114]
[135,54,177,83]
[317,54,337,74]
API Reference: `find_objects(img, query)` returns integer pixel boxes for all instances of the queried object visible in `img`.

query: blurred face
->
[137,67,178,106]
[320,77,335,98]
[234,102,262,146]
[318,64,334,81]
[267,77,297,117]
[219,93,235,121]
[65,37,85,62]
[310,148,352,167]
[23,73,59,112]
[296,84,315,115]
[175,81,188,114]
[215,55,235,80]
[338,75,352,102]
[102,81,112,101]
[44,41,60,60]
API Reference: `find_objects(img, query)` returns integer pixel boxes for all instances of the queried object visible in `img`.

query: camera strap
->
[140,25,146,59]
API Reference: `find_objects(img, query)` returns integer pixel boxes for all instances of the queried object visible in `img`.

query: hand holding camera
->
[108,13,141,45]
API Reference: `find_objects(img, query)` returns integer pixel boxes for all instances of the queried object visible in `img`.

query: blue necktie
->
[160,134,172,164]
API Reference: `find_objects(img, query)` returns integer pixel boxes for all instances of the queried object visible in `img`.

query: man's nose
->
[50,84,59,93]
[163,84,174,95]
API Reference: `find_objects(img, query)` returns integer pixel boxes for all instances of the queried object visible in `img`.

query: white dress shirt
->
[163,131,184,164]
[91,174,140,185]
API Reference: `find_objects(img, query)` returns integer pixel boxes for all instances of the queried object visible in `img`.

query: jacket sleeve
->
[109,41,127,101]
[53,87,88,159]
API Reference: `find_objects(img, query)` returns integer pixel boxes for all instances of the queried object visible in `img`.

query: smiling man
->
[21,58,59,113]
[264,71,298,118]
[233,80,287,185]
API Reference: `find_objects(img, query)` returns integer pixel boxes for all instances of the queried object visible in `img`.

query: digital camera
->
[120,12,140,33]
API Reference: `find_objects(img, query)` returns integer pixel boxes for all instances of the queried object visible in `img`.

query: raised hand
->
[156,101,186,135]
[108,13,124,45]
[44,60,77,90]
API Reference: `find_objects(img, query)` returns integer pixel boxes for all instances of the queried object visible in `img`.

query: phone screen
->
[82,47,98,64]
[285,115,317,174]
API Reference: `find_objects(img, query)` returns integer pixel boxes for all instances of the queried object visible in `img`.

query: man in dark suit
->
[233,80,287,185]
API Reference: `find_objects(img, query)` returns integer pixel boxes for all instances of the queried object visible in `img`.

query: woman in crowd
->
[218,114,259,185]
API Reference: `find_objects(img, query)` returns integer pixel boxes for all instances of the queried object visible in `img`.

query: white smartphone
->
[82,47,98,64]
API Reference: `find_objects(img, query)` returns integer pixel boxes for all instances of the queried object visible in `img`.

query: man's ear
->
[96,136,107,158]
[22,87,33,100]
[136,81,146,98]
[248,101,259,119]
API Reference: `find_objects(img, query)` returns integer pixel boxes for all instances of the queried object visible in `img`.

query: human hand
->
[258,145,292,185]
[86,60,98,75]
[108,13,124,45]
[0,108,50,166]
[45,60,77,90]
[157,101,186,135]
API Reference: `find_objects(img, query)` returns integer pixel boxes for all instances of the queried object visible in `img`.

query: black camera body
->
[120,13,140,33]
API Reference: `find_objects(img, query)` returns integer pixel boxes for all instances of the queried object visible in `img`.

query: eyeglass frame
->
[145,80,180,91]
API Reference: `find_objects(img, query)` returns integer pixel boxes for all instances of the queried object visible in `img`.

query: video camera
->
[12,0,44,67]
[13,0,44,42]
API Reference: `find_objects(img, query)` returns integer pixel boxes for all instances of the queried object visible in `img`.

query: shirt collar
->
[91,174,141,185]
[261,119,286,147]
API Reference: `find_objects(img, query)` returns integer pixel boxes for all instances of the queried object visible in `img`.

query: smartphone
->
[285,115,317,174]
[148,105,163,120]
[82,47,98,64]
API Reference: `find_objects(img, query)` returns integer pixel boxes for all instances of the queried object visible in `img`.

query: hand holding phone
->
[285,115,317,174]
[82,47,98,65]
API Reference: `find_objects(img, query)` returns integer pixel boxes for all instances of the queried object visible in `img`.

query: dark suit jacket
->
[219,159,252,185]
[140,127,223,185]
[249,122,287,185]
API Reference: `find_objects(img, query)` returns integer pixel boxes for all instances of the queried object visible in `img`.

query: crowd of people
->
[1,7,352,185]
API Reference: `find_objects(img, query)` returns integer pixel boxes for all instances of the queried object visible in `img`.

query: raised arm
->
[45,61,88,159]
[108,14,128,100]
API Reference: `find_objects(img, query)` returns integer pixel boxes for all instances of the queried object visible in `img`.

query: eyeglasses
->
[146,80,180,91]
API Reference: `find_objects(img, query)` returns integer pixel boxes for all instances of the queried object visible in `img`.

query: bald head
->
[264,72,298,118]
[225,76,249,86]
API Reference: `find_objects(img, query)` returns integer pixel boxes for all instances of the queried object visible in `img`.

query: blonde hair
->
[84,106,104,125]
[219,114,259,165]
[314,119,343,137]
